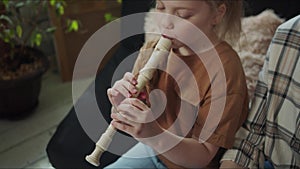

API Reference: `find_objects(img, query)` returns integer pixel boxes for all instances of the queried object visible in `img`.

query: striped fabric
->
[221,15,300,169]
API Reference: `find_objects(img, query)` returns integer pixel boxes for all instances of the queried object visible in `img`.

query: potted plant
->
[0,0,79,119]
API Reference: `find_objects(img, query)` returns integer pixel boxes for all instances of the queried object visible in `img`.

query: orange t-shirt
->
[146,41,249,168]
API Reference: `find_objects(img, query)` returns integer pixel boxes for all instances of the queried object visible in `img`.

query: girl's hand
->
[111,98,163,140]
[107,72,137,107]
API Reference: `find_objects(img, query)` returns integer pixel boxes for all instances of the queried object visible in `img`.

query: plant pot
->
[0,47,49,119]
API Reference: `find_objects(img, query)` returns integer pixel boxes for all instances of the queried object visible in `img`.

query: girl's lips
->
[162,34,174,40]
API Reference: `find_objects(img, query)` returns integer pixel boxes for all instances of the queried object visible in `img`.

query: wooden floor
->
[0,71,74,168]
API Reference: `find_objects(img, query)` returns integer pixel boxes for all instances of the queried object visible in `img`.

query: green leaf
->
[117,0,122,4]
[104,13,117,22]
[5,29,14,38]
[0,15,13,25]
[50,0,56,6]
[104,13,113,22]
[70,20,79,31]
[57,4,64,15]
[16,25,22,38]
[2,0,9,9]
[3,37,10,43]
[15,2,25,8]
[24,0,31,6]
[36,33,42,46]
[32,33,42,46]
[46,27,57,33]
[2,29,14,43]
[66,19,79,32]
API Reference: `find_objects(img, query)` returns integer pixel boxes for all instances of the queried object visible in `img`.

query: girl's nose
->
[161,15,174,30]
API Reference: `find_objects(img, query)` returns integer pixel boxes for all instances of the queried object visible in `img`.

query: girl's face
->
[156,0,219,49]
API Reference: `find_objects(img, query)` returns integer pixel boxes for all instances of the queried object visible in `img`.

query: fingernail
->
[111,113,116,119]
[132,89,137,94]
[133,79,137,85]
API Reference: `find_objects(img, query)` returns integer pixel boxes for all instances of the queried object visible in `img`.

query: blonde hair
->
[205,0,243,45]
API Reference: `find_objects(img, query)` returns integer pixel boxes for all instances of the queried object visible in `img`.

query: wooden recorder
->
[85,36,172,166]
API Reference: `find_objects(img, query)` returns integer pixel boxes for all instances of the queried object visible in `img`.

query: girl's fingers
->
[122,98,149,111]
[123,72,137,85]
[123,72,138,94]
[113,80,130,97]
[111,106,118,114]
[117,98,155,123]
[111,119,129,131]
[107,72,138,103]
[114,80,137,98]
[107,88,118,97]
[117,100,144,122]
[111,120,136,135]
[111,113,136,127]
[111,112,125,121]
[107,88,119,105]
[121,81,137,96]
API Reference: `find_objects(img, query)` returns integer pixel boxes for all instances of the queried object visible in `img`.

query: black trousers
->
[46,42,143,169]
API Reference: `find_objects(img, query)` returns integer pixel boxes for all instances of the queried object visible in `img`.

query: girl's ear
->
[213,3,226,25]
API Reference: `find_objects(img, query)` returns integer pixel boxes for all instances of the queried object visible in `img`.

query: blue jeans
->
[264,160,274,169]
[104,142,167,169]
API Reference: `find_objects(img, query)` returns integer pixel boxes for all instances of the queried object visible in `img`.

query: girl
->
[105,0,248,168]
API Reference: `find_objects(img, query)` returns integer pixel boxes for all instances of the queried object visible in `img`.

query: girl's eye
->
[176,11,193,19]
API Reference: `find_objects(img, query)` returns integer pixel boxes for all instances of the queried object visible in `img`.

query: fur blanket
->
[232,10,284,99]
[140,9,284,99]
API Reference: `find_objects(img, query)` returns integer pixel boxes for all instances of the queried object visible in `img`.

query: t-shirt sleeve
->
[192,92,248,149]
